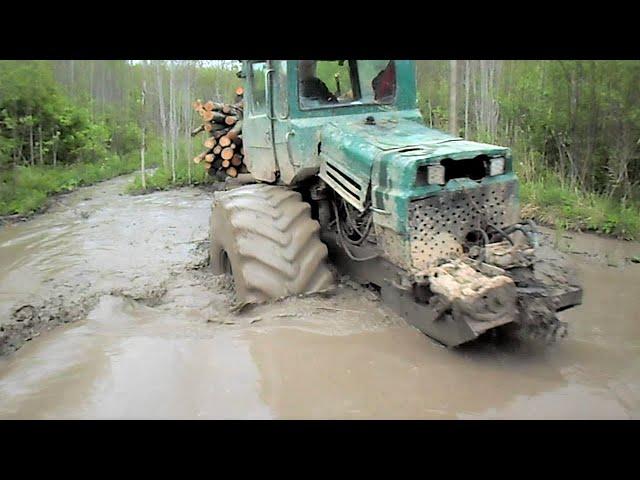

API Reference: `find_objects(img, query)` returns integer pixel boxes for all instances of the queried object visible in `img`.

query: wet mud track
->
[0,175,639,419]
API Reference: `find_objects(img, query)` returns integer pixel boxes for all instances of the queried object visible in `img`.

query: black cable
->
[342,199,368,239]
[488,223,515,245]
[338,197,374,246]
[343,213,374,246]
[331,200,378,262]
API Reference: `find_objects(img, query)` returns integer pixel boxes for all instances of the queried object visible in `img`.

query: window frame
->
[297,60,396,112]
[249,60,267,115]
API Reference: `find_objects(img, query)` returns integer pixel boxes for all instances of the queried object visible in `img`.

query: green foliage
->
[519,170,640,240]
[2,59,638,244]
[0,153,140,216]
[0,61,135,169]
[314,61,352,95]
[127,163,209,195]
[109,120,142,155]
[416,60,640,239]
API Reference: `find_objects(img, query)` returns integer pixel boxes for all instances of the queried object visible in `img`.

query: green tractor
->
[209,60,582,347]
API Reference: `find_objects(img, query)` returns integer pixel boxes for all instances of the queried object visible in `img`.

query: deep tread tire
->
[210,184,335,304]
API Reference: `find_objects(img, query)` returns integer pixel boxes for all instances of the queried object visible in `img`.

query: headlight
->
[489,157,505,176]
[427,165,445,185]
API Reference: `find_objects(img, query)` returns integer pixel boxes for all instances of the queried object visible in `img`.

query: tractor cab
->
[240,60,420,184]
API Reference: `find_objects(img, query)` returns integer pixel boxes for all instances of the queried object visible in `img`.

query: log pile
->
[191,86,247,180]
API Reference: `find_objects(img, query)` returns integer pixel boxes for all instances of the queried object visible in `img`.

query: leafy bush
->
[520,171,640,240]
[127,162,210,195]
[0,153,140,216]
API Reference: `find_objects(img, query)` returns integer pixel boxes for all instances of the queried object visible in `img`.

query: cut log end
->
[221,147,234,161]
[193,97,245,177]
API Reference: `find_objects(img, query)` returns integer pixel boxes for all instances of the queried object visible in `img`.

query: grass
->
[520,174,640,241]
[126,163,212,195]
[0,153,142,216]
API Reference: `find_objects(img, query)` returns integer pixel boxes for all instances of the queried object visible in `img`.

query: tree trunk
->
[38,125,43,165]
[29,122,34,166]
[89,61,94,121]
[156,62,169,171]
[186,64,193,185]
[480,60,488,139]
[449,60,458,136]
[464,60,470,139]
[169,63,177,183]
[140,80,147,190]
[472,62,481,135]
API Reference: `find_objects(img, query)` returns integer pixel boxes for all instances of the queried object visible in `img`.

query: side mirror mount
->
[236,70,246,79]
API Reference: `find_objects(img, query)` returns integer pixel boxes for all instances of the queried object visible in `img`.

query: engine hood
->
[321,116,508,157]
[317,115,516,233]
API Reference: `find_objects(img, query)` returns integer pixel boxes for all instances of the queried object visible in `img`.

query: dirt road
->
[0,176,639,419]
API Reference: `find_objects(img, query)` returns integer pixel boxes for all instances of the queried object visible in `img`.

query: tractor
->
[209,60,583,347]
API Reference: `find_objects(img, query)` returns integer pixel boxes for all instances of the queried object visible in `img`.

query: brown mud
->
[0,177,639,419]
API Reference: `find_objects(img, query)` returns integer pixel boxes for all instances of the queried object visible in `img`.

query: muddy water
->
[0,175,211,353]
[0,178,639,419]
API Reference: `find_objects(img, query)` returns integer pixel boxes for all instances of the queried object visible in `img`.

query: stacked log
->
[191,86,247,179]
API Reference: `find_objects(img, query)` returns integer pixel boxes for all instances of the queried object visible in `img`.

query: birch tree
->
[449,60,458,136]
[140,78,147,190]
[156,61,169,171]
[168,61,177,183]
[464,60,470,139]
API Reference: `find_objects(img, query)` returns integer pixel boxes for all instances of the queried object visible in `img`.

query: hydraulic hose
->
[331,200,378,262]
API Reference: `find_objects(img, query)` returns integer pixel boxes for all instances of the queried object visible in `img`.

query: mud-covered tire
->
[209,184,335,304]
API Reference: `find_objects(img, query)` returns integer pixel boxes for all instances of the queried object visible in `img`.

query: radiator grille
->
[408,180,518,270]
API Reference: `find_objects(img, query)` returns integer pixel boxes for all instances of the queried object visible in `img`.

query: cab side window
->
[250,61,266,114]
[273,60,288,118]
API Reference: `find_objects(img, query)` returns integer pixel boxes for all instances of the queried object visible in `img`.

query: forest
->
[0,60,239,215]
[0,60,639,239]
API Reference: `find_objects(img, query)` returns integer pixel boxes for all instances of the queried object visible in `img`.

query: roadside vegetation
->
[0,155,140,215]
[520,172,640,240]
[1,60,639,240]
[127,162,209,195]
[419,60,640,240]
[0,60,238,217]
